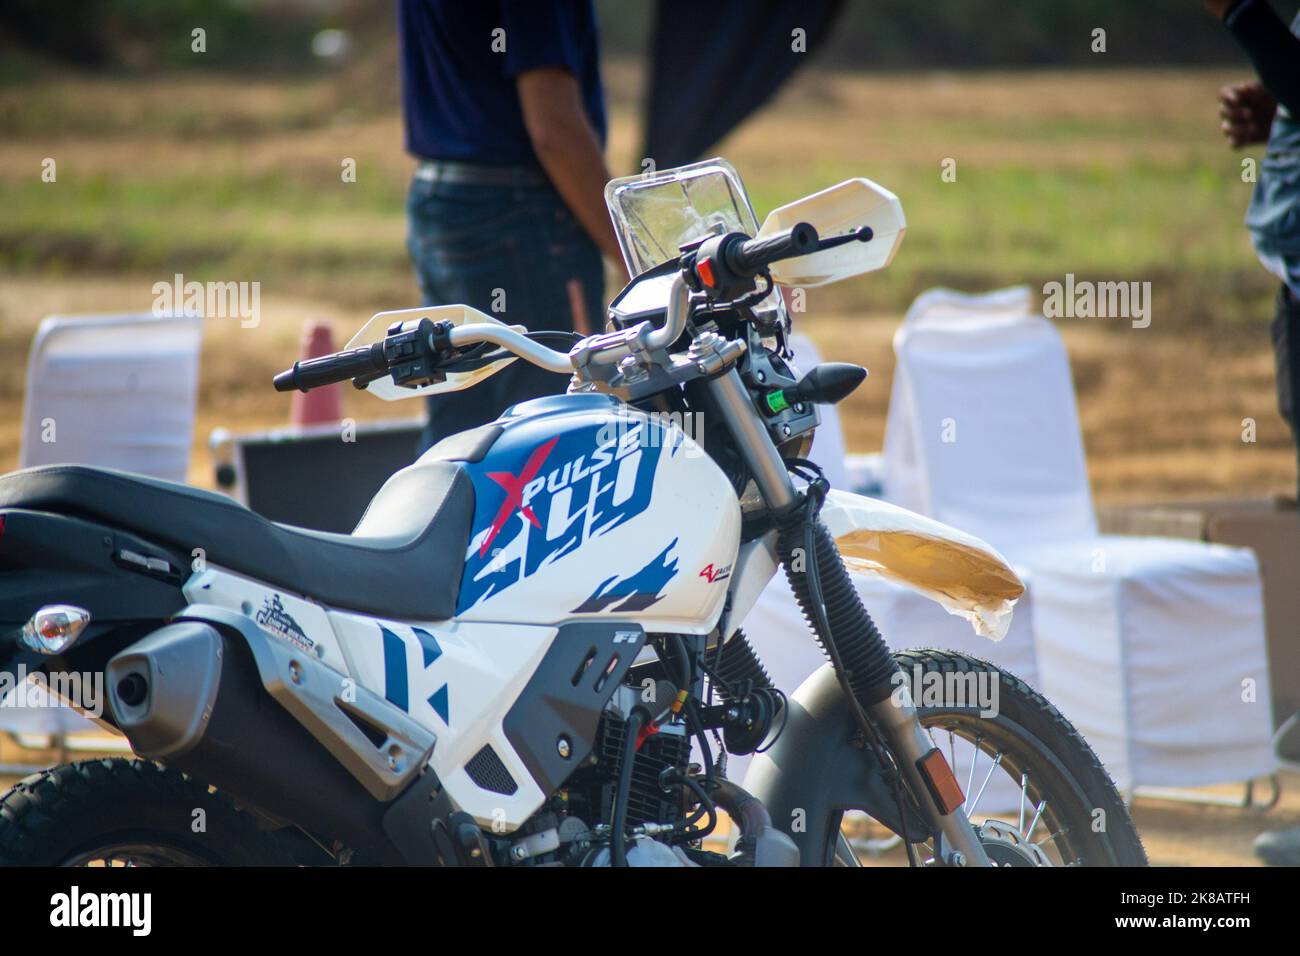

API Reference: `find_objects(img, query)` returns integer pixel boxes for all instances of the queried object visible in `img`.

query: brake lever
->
[813,225,873,251]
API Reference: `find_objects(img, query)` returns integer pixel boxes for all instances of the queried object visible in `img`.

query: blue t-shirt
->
[398,0,606,165]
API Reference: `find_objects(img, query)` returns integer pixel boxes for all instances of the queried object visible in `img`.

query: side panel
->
[183,567,348,672]
[726,531,780,633]
[181,568,650,831]
[328,609,557,830]
[179,568,568,829]
[456,399,741,634]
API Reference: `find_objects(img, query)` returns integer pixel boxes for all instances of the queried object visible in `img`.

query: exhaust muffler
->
[106,621,223,758]
[105,609,437,863]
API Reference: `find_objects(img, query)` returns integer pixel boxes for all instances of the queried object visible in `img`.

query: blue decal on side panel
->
[572,539,679,613]
[427,684,449,725]
[457,418,664,612]
[380,626,408,712]
[379,625,450,726]
[413,627,442,667]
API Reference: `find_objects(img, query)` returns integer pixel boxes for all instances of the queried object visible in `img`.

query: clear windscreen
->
[605,159,759,275]
[605,158,785,326]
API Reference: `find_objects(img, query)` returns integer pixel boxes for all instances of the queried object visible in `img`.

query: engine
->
[495,636,800,867]
[501,682,699,866]
[571,703,694,829]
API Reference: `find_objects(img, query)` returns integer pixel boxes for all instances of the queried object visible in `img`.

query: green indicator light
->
[765,390,790,414]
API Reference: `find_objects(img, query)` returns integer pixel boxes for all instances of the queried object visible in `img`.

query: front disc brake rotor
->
[975,820,1052,867]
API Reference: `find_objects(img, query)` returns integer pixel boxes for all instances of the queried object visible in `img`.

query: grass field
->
[0,63,1295,500]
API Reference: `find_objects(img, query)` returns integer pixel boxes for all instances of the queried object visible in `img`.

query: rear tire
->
[0,758,294,866]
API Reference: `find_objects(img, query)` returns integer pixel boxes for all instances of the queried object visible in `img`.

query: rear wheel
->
[0,758,294,866]
[838,649,1147,867]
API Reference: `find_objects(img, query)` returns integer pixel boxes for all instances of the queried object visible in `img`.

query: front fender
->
[742,663,931,866]
[821,489,1023,641]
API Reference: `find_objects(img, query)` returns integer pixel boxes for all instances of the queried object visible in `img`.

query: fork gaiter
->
[775,515,901,705]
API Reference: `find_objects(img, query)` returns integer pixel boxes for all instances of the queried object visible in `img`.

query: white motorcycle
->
[0,160,1144,867]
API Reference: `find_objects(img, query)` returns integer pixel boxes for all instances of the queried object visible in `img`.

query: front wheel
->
[841,649,1147,867]
[0,758,294,866]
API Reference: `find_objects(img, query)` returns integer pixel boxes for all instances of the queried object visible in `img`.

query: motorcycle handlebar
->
[273,342,388,393]
[725,222,819,278]
[446,324,573,374]
[272,324,574,393]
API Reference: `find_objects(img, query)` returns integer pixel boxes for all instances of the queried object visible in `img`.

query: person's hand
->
[1218,81,1277,147]
[1202,0,1238,19]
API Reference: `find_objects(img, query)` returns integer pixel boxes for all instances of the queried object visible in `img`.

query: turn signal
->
[21,605,92,655]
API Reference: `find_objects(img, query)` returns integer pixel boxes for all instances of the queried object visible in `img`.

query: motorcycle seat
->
[0,461,474,620]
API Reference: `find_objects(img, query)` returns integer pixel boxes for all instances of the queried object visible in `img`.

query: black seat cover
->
[0,463,474,620]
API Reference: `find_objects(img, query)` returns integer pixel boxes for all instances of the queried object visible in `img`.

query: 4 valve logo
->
[458,420,667,611]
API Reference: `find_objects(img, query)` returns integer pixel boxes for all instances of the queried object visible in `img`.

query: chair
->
[4,313,203,763]
[881,287,1274,792]
[20,312,203,483]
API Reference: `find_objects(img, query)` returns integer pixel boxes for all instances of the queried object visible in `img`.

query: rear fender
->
[0,508,188,680]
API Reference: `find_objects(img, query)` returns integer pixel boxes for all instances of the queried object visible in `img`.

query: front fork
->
[706,366,992,867]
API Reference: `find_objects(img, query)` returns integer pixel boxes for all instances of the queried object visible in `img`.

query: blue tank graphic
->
[456,395,666,613]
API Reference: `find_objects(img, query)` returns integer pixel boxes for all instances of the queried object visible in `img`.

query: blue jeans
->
[1274,283,1300,498]
[406,174,604,451]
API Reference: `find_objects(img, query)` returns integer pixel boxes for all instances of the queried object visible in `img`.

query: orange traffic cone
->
[290,320,344,426]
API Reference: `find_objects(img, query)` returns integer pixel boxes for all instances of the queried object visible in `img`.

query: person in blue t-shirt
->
[398,0,624,450]
[1205,0,1300,868]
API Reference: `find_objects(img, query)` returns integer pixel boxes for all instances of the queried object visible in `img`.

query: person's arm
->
[516,66,624,270]
[1206,0,1300,116]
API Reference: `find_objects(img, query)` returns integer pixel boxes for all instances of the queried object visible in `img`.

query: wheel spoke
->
[963,735,982,810]
[1025,798,1048,842]
[1018,772,1028,834]
[899,654,1140,870]
[967,751,1004,819]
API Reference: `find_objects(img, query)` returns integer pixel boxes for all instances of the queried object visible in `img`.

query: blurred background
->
[2,0,1299,866]
[1,0,1297,502]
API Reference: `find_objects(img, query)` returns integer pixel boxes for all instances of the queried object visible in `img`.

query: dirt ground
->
[1,66,1296,500]
[1,734,1292,866]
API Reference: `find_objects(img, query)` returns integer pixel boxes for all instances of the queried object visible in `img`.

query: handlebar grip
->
[726,222,819,278]
[273,342,388,392]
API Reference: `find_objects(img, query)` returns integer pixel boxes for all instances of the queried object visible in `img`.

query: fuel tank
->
[454,394,741,634]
